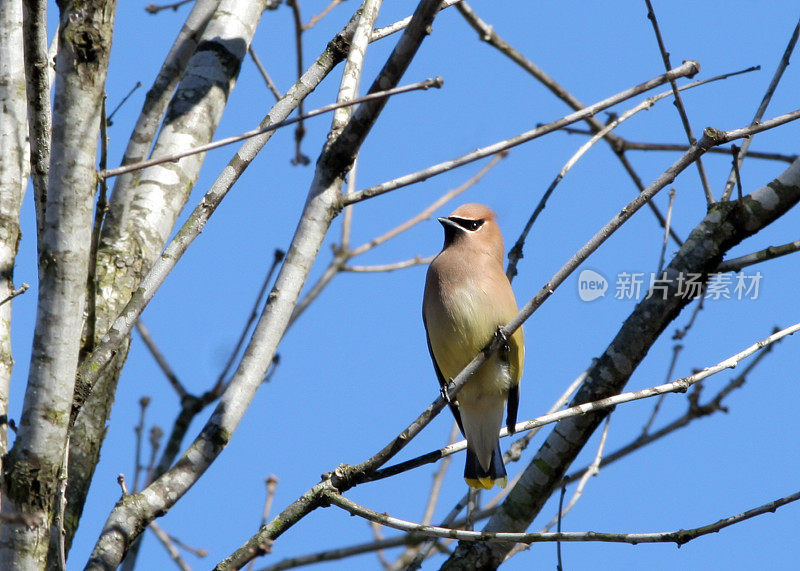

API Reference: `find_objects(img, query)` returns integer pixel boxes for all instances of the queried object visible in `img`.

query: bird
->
[423,203,524,489]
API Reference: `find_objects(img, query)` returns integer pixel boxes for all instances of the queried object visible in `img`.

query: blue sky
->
[10,1,800,569]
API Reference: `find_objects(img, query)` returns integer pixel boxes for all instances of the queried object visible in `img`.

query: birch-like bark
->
[441,157,800,568]
[0,0,29,457]
[87,1,441,568]
[0,0,117,568]
[65,0,268,550]
[71,6,373,403]
[103,0,218,223]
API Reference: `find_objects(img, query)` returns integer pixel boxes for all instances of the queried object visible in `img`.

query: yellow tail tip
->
[465,476,508,489]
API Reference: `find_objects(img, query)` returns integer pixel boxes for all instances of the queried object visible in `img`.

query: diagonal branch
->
[442,145,800,569]
[456,1,685,245]
[721,17,800,200]
[223,112,800,571]
[86,1,442,568]
[505,67,746,280]
[343,61,701,205]
[644,0,713,204]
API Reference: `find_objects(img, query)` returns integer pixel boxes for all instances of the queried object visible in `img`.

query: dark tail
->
[464,444,507,489]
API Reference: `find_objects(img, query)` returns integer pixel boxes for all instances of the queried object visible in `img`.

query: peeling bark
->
[63,0,270,550]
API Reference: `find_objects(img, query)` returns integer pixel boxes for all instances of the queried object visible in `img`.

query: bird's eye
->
[450,217,485,231]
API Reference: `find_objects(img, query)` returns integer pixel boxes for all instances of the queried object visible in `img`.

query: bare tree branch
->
[98,78,442,180]
[644,0,713,204]
[721,17,800,200]
[88,1,441,567]
[325,486,800,547]
[442,147,800,570]
[343,60,701,206]
[249,45,283,101]
[21,0,51,241]
[564,332,781,486]
[717,239,800,272]
[0,0,117,565]
[456,0,686,246]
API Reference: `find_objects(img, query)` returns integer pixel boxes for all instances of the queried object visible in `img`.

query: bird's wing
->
[506,326,524,430]
[423,312,465,435]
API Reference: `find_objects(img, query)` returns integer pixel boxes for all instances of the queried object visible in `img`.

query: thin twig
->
[99,78,442,180]
[136,321,187,399]
[672,293,705,340]
[640,343,682,437]
[372,321,800,479]
[456,1,688,247]
[259,535,424,571]
[106,81,142,126]
[343,61,701,206]
[644,0,713,204]
[342,257,433,273]
[167,534,209,558]
[340,156,357,249]
[287,0,309,165]
[118,474,130,496]
[426,424,459,527]
[591,137,794,162]
[370,521,391,568]
[721,17,800,200]
[147,425,164,486]
[555,483,565,570]
[0,283,29,307]
[656,189,676,274]
[248,46,282,101]
[214,249,285,393]
[370,0,462,41]
[717,239,800,273]
[730,144,744,200]
[132,396,151,492]
[304,0,344,30]
[149,521,191,571]
[326,487,800,546]
[544,418,611,533]
[145,0,194,15]
[263,476,279,525]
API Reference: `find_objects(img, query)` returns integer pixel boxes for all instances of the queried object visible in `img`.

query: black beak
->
[438,217,461,247]
[437,217,461,231]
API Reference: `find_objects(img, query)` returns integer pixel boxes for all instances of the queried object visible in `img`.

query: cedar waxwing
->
[423,203,524,489]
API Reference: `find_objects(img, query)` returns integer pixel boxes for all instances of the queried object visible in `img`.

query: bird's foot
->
[494,327,510,357]
[440,382,454,403]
